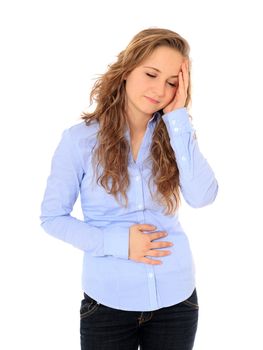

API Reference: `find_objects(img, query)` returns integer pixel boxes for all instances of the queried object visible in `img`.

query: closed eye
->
[146,73,156,78]
[146,73,177,87]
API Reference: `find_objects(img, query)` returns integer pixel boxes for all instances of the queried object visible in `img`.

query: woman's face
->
[125,46,184,120]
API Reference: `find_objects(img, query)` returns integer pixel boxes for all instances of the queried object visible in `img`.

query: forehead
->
[140,46,184,74]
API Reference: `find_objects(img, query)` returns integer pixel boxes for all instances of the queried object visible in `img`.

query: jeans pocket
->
[80,294,100,319]
[182,289,199,310]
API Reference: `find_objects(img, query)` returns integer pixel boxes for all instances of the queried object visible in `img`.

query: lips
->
[145,96,160,104]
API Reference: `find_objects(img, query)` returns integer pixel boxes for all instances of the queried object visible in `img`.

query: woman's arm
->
[162,107,218,208]
[40,127,129,258]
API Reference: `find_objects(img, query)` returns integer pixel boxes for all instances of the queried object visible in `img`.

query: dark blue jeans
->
[80,289,199,349]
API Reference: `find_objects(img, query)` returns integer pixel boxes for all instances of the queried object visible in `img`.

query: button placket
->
[133,165,145,224]
[146,265,158,310]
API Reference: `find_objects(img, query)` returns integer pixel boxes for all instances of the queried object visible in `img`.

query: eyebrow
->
[143,66,179,78]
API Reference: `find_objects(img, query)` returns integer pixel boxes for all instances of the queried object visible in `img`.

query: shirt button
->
[174,127,179,132]
[181,156,186,161]
[148,272,154,278]
[135,176,140,181]
[138,204,143,209]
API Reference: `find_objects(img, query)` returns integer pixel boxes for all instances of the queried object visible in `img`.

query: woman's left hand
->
[163,59,189,114]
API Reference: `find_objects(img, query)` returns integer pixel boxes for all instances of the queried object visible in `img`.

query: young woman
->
[40,27,218,350]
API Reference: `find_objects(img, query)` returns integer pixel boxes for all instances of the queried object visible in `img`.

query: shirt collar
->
[124,110,162,143]
[148,110,162,124]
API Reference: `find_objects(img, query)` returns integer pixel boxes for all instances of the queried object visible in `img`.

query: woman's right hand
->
[128,224,173,265]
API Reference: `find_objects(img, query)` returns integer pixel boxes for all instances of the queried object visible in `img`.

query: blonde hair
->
[81,28,192,215]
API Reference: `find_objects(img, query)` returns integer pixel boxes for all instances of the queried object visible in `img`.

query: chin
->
[141,106,160,115]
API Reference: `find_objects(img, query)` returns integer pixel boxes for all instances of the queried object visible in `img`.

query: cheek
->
[125,79,136,98]
[125,75,144,96]
[167,88,177,102]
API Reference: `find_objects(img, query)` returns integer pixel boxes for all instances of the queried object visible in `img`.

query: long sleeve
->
[40,128,129,259]
[162,108,218,208]
[39,117,212,311]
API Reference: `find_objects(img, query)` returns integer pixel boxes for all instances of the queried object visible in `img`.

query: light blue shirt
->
[40,107,218,311]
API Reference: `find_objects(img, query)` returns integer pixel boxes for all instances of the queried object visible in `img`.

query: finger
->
[138,224,157,232]
[146,249,171,257]
[178,71,185,94]
[183,66,189,91]
[182,61,189,91]
[150,241,173,249]
[178,70,188,102]
[184,59,189,71]
[140,257,162,265]
[150,231,167,240]
[183,59,189,70]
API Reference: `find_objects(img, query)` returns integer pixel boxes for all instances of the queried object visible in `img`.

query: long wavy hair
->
[81,28,192,215]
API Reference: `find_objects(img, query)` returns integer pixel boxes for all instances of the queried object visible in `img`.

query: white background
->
[1,0,262,349]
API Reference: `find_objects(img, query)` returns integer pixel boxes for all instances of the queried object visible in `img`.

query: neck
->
[126,105,153,138]
[125,97,155,138]
[127,115,149,139]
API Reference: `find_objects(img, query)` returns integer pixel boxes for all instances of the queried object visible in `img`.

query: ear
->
[123,71,130,81]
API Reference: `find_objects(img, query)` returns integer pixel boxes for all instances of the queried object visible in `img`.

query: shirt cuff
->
[162,107,193,134]
[102,226,130,259]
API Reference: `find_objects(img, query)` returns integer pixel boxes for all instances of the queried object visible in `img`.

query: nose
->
[153,81,166,97]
